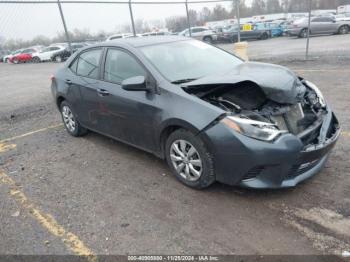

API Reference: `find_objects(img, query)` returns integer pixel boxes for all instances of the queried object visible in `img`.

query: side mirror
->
[122,76,148,91]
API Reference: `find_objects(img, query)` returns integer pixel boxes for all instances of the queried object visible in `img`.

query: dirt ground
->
[0,37,350,258]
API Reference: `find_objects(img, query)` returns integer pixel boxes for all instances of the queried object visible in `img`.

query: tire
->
[32,56,41,63]
[13,58,19,64]
[60,101,88,137]
[231,36,238,43]
[203,36,213,44]
[54,55,62,63]
[4,58,9,63]
[338,25,349,35]
[260,33,269,40]
[165,129,215,189]
[299,28,308,38]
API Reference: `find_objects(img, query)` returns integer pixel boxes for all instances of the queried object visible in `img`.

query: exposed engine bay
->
[184,79,328,145]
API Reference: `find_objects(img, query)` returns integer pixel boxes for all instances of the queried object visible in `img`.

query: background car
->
[106,33,133,41]
[178,26,218,43]
[31,45,65,63]
[220,24,270,43]
[288,16,350,37]
[9,48,39,64]
[2,49,22,63]
[51,43,87,62]
[335,13,350,21]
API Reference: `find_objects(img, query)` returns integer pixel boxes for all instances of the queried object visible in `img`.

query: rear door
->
[65,48,105,131]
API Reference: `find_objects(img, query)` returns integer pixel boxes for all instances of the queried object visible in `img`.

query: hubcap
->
[56,56,62,62]
[170,140,202,181]
[61,106,76,133]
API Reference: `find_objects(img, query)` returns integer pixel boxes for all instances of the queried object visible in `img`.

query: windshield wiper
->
[171,78,197,84]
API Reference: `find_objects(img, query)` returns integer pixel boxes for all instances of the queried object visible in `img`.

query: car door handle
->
[97,88,110,96]
[65,79,72,85]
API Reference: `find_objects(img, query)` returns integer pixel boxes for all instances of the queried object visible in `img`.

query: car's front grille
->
[242,165,265,180]
[286,159,320,179]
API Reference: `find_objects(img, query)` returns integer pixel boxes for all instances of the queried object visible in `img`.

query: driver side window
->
[103,49,146,84]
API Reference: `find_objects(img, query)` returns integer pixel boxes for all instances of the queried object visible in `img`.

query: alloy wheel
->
[61,105,76,133]
[170,139,202,181]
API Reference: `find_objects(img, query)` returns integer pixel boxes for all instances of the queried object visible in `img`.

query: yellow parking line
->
[0,171,97,261]
[0,143,16,153]
[0,123,63,143]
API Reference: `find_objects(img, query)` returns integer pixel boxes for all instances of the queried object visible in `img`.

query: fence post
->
[57,0,72,53]
[185,0,191,36]
[236,0,240,42]
[129,0,136,36]
[305,0,312,59]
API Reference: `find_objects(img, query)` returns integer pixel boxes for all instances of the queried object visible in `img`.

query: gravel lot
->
[0,35,350,258]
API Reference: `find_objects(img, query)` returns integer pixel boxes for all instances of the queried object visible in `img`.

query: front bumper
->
[201,109,340,189]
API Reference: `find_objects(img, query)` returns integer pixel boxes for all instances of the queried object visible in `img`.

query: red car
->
[9,48,37,64]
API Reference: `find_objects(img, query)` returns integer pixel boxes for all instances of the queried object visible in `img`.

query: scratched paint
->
[0,171,97,262]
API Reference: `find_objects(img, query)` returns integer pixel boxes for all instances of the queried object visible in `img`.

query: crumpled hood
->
[183,62,306,104]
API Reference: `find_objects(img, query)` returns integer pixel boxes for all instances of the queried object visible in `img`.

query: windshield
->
[140,40,242,83]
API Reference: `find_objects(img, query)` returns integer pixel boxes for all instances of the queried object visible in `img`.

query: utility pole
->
[305,0,312,59]
[185,0,191,36]
[57,0,72,53]
[236,0,240,42]
[129,0,136,36]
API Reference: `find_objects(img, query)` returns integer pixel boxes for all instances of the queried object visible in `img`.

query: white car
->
[178,27,218,43]
[31,46,65,63]
[106,33,134,41]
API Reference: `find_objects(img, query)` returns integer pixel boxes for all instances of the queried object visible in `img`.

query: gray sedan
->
[51,36,340,189]
[288,16,350,37]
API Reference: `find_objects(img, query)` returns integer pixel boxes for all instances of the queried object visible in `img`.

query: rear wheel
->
[203,36,213,44]
[165,129,215,189]
[60,101,87,137]
[260,32,269,40]
[338,25,349,35]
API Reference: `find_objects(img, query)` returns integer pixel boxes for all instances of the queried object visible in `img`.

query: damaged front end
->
[182,67,340,188]
[184,76,338,148]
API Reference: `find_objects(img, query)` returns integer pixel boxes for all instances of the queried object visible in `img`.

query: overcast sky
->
[0,0,249,40]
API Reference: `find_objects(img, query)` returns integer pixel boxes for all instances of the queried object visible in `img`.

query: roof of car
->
[100,35,189,48]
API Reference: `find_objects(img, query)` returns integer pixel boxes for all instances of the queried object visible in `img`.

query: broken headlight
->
[222,116,287,142]
[305,80,326,108]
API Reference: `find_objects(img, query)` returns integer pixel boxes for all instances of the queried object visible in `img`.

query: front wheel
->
[60,101,87,137]
[299,28,308,38]
[13,58,19,64]
[338,25,349,35]
[165,129,215,189]
[32,57,40,63]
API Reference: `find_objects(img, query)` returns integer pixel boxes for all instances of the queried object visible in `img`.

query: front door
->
[97,48,160,152]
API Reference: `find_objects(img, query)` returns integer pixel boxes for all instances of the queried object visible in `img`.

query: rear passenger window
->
[103,49,146,84]
[76,49,102,79]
